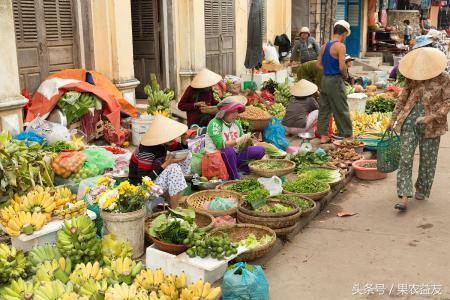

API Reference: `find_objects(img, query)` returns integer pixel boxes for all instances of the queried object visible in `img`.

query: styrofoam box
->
[146,244,247,284]
[4,210,96,252]
[347,93,368,113]
[275,69,288,83]
[241,72,276,90]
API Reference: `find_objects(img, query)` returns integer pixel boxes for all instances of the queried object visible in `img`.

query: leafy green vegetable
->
[149,209,197,244]
[289,152,329,172]
[283,176,329,193]
[298,168,341,183]
[261,79,279,94]
[238,234,273,249]
[245,188,269,210]
[0,132,53,202]
[258,142,286,157]
[274,79,291,107]
[255,203,293,213]
[276,194,315,210]
[43,141,75,152]
[228,179,262,193]
[365,95,396,114]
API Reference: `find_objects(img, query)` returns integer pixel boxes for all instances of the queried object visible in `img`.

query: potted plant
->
[88,176,163,258]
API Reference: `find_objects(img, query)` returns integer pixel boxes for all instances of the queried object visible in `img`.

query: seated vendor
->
[178,68,222,127]
[282,79,319,136]
[206,96,265,180]
[345,55,365,93]
[128,116,190,208]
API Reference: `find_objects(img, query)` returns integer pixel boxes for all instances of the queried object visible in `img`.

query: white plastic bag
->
[263,44,280,64]
[257,176,283,197]
[26,117,71,144]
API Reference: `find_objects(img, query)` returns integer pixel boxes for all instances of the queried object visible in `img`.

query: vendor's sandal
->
[394,203,408,212]
[415,192,426,200]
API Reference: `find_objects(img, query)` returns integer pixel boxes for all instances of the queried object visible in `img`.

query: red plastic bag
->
[201,151,229,180]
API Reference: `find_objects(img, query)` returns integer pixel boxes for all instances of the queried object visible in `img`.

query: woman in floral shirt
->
[389,48,450,211]
[206,96,265,180]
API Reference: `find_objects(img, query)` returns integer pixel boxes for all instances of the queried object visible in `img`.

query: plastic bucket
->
[347,93,368,113]
[131,116,153,146]
[101,208,146,258]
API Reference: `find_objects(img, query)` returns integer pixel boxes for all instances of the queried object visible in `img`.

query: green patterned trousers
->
[397,101,441,198]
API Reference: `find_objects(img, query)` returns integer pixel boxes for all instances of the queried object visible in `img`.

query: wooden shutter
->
[131,0,161,99]
[13,0,79,94]
[13,0,41,94]
[205,0,236,76]
[43,0,78,75]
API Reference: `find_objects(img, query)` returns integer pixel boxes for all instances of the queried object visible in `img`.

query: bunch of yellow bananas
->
[32,257,72,284]
[105,283,149,300]
[53,187,77,210]
[333,112,392,136]
[18,186,55,218]
[54,200,87,220]
[69,261,109,284]
[180,280,221,300]
[110,257,144,285]
[5,211,48,236]
[0,278,35,299]
[77,278,109,298]
[0,243,27,283]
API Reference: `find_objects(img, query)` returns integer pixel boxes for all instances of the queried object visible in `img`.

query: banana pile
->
[109,257,144,285]
[69,261,109,284]
[101,234,134,266]
[54,201,87,220]
[32,257,72,283]
[0,278,35,299]
[0,186,85,237]
[0,243,27,284]
[333,111,391,136]
[56,215,102,265]
[27,244,61,274]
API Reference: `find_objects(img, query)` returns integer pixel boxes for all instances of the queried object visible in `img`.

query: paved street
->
[265,131,450,300]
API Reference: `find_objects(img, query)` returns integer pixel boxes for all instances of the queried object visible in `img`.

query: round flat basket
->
[238,199,300,218]
[210,224,277,262]
[298,166,344,188]
[237,209,301,229]
[186,190,243,217]
[149,236,188,255]
[240,117,271,132]
[274,194,316,217]
[249,159,296,177]
[272,223,297,237]
[284,184,331,201]
[145,210,215,244]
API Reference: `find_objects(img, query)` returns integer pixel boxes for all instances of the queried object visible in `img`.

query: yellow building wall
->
[266,0,292,45]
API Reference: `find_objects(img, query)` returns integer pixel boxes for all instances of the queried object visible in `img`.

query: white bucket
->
[131,115,153,146]
[347,93,368,113]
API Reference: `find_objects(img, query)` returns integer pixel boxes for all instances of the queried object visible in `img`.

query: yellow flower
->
[142,177,154,189]
[102,197,117,209]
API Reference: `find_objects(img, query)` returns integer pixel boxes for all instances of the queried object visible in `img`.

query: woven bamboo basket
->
[274,194,316,217]
[186,190,243,217]
[238,199,300,218]
[283,184,330,201]
[272,223,297,237]
[239,117,271,132]
[237,209,301,229]
[298,166,344,188]
[249,159,296,177]
[216,180,261,195]
[144,211,214,243]
[210,224,276,261]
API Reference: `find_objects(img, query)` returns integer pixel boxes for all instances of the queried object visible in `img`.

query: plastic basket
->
[377,129,400,173]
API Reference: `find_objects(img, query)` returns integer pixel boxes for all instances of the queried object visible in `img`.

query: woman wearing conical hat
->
[128,116,190,208]
[282,79,319,136]
[389,48,449,212]
[178,68,223,127]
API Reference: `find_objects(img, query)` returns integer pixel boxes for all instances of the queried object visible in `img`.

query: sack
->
[377,129,400,173]
[263,118,288,151]
[52,151,86,178]
[201,151,229,180]
[257,176,282,197]
[223,262,269,300]
[191,151,204,175]
[188,135,206,153]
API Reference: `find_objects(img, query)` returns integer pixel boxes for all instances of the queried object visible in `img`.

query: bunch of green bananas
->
[0,278,35,300]
[0,243,27,284]
[77,278,108,299]
[32,280,79,300]
[274,80,291,107]
[144,73,174,115]
[56,216,102,265]
[27,244,61,275]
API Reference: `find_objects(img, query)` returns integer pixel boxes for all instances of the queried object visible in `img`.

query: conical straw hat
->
[399,47,447,81]
[190,69,222,88]
[290,79,318,97]
[141,115,188,146]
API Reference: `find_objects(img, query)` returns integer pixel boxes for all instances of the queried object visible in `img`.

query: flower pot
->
[352,159,388,181]
[101,208,146,259]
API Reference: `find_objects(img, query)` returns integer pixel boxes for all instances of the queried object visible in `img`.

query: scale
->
[298,132,314,153]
